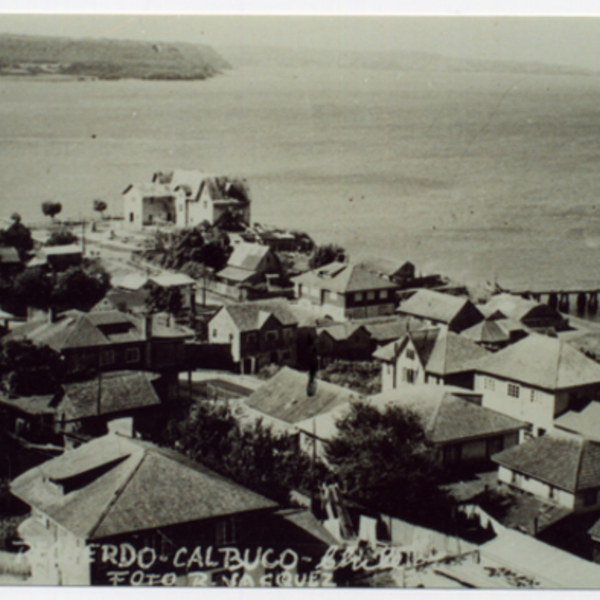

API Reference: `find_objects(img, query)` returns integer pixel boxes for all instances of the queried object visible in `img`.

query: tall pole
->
[82,218,86,257]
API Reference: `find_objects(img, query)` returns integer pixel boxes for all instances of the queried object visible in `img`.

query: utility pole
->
[81,218,86,257]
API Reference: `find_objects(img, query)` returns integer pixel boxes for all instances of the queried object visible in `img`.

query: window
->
[367,291,375,301]
[99,350,115,367]
[584,489,598,507]
[129,212,134,223]
[380,290,388,300]
[265,330,279,343]
[537,428,546,437]
[549,486,556,500]
[204,201,208,209]
[406,349,415,360]
[247,333,258,345]
[403,368,416,383]
[125,348,140,363]
[216,517,239,545]
[229,334,234,343]
[354,292,364,302]
[212,329,218,338]
[484,377,496,391]
[507,383,520,398]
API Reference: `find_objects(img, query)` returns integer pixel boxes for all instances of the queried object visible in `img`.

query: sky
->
[1,13,600,70]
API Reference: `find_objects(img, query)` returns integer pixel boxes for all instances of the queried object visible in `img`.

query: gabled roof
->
[0,246,21,264]
[372,327,489,375]
[355,255,414,278]
[369,385,525,444]
[362,316,421,343]
[397,289,482,324]
[123,183,174,197]
[11,433,277,540]
[467,333,600,391]
[60,371,161,422]
[555,401,600,441]
[217,299,298,333]
[316,322,364,342]
[492,430,600,493]
[150,272,195,288]
[224,243,271,272]
[292,262,398,294]
[482,293,561,323]
[246,366,359,425]
[112,272,149,291]
[215,266,255,283]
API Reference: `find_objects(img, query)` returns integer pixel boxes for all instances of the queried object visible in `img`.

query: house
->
[168,170,251,230]
[122,171,252,231]
[292,262,398,321]
[460,318,529,351]
[0,370,165,441]
[148,272,196,311]
[5,309,193,379]
[361,316,422,349]
[355,255,416,287]
[372,326,489,391]
[492,430,600,513]
[0,246,22,273]
[242,366,360,456]
[27,244,83,270]
[396,289,484,333]
[554,401,600,441]
[368,385,526,468]
[11,432,337,586]
[208,300,299,374]
[466,333,600,436]
[315,322,373,364]
[481,293,569,332]
[213,243,284,301]
[122,182,176,229]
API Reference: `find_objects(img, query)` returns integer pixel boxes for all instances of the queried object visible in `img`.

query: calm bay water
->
[2,65,600,290]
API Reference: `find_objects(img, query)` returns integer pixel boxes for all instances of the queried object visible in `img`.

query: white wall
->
[394,337,426,386]
[475,374,556,433]
[498,465,576,509]
[209,309,240,361]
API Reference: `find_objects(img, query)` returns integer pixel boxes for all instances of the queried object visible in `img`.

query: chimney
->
[142,314,153,340]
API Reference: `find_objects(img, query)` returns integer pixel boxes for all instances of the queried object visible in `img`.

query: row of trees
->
[155,398,452,528]
[0,262,111,316]
[41,199,109,222]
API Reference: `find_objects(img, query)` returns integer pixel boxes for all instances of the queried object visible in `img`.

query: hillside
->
[0,34,231,80]
[219,44,593,76]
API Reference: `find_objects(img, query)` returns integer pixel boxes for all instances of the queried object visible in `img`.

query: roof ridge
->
[59,312,88,350]
[426,391,448,436]
[87,441,146,540]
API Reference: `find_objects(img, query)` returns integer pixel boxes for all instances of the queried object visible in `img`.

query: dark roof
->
[11,433,277,540]
[467,333,600,390]
[397,289,483,324]
[316,322,363,342]
[218,299,298,333]
[0,246,21,264]
[372,327,489,375]
[6,309,192,351]
[0,392,56,416]
[274,508,339,546]
[492,431,600,493]
[292,262,398,294]
[60,371,161,421]
[483,293,562,323]
[362,316,420,343]
[461,319,527,344]
[246,366,360,425]
[370,386,525,444]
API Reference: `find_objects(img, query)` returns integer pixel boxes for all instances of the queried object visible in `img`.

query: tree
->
[50,265,111,312]
[0,219,34,257]
[145,286,183,315]
[308,244,347,270]
[46,228,78,247]
[93,199,108,219]
[157,401,328,504]
[41,201,62,222]
[13,267,54,310]
[0,339,65,396]
[318,360,382,396]
[326,400,452,528]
